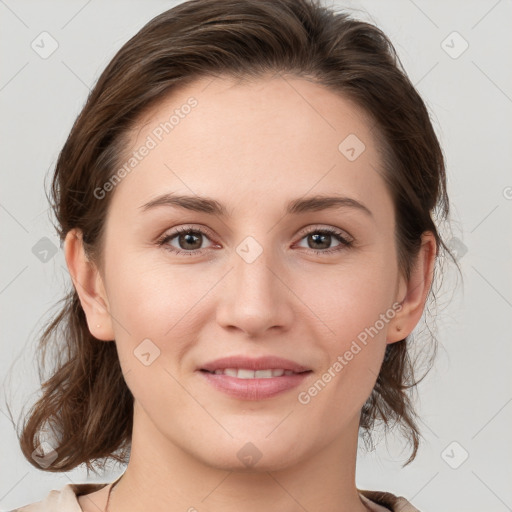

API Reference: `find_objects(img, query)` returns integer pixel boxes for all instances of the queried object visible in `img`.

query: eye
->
[156,225,353,256]
[156,226,216,256]
[295,226,353,255]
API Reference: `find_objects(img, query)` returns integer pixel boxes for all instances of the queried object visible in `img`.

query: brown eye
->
[157,226,215,255]
[296,227,353,255]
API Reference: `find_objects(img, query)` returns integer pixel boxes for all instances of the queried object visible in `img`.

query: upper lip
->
[199,355,311,373]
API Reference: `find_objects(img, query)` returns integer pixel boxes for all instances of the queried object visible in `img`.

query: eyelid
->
[295,224,353,242]
[157,223,353,242]
[157,223,216,241]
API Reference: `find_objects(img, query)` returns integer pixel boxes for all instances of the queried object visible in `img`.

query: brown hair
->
[10,0,458,472]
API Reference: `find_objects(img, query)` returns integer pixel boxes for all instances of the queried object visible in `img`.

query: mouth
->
[199,368,312,379]
[198,368,313,400]
[197,355,313,399]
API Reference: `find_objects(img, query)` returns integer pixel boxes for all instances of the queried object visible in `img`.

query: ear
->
[387,231,437,344]
[64,228,115,341]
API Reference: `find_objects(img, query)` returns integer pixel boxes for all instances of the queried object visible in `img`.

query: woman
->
[10,0,456,510]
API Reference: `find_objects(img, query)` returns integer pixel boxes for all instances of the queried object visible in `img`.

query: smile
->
[202,368,305,378]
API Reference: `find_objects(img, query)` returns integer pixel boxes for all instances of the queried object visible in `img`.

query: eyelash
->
[156,225,354,257]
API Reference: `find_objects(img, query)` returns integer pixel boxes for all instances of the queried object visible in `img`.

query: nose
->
[215,241,294,337]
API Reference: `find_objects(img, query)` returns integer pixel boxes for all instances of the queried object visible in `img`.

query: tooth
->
[255,369,273,378]
[214,368,295,378]
[237,369,256,379]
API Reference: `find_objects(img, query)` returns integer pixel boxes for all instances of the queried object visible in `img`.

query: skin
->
[66,73,436,512]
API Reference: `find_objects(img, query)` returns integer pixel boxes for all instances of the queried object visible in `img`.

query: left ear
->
[387,231,437,344]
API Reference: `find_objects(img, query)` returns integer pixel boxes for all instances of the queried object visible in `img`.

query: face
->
[94,74,406,471]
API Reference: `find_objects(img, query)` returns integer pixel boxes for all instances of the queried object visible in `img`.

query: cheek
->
[296,274,394,425]
[104,252,216,386]
[103,255,196,410]
[312,260,397,341]
[306,260,397,397]
[106,251,203,334]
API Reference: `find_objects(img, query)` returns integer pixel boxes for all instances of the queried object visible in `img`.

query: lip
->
[198,355,311,373]
[197,355,312,401]
[199,371,312,400]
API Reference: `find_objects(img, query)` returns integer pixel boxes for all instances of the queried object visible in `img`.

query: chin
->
[193,434,308,473]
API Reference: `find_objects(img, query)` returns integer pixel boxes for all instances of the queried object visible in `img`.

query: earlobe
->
[64,228,115,341]
[387,231,437,344]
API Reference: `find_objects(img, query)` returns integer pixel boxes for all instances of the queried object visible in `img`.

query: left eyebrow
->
[138,193,374,219]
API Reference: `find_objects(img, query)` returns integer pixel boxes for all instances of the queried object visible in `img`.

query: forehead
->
[109,74,391,222]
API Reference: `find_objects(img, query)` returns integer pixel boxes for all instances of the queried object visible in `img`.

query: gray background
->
[1,1,511,511]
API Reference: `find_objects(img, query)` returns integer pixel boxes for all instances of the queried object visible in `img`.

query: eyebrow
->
[139,193,373,218]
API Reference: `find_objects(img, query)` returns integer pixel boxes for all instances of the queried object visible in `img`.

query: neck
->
[109,401,370,512]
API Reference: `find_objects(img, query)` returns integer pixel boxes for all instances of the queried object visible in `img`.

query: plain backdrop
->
[1,1,511,511]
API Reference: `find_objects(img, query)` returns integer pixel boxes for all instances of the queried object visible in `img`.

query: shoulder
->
[359,489,421,512]
[6,482,110,512]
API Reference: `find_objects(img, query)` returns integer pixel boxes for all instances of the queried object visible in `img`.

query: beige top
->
[9,474,420,512]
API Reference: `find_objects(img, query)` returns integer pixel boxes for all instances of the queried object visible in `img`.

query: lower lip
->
[198,370,312,400]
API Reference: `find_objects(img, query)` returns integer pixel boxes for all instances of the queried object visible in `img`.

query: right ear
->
[64,228,115,341]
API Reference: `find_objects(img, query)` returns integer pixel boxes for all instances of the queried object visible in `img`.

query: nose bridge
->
[216,232,292,334]
[233,233,279,303]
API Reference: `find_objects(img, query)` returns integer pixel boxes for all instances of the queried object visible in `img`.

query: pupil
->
[310,233,329,249]
[180,232,201,250]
